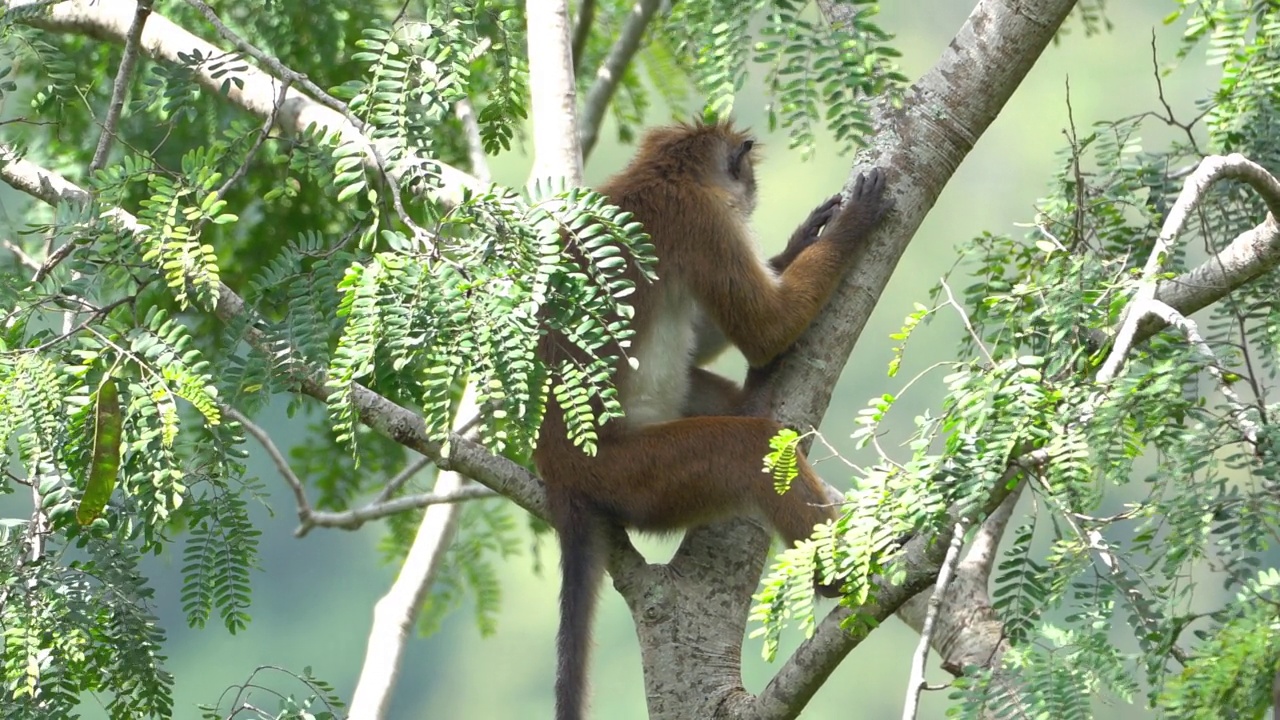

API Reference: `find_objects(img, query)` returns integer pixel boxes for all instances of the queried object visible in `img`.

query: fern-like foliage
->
[657,0,904,156]
[324,184,653,459]
[1,534,175,720]
[1157,569,1280,718]
[7,0,1278,716]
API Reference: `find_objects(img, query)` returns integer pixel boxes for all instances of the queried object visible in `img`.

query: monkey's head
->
[633,120,759,214]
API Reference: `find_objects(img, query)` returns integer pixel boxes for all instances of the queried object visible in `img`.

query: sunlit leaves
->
[763,427,802,493]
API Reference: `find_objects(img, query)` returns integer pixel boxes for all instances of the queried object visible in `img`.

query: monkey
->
[533,121,891,720]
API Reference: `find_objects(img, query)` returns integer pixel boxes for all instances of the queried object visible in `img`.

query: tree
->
[1,0,1279,719]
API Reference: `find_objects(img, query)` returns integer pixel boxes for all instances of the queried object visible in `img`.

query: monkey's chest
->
[620,287,697,427]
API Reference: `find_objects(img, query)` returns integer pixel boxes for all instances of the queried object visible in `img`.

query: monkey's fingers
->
[851,167,887,202]
[866,167,887,197]
[808,194,843,230]
[850,167,892,225]
[816,194,843,214]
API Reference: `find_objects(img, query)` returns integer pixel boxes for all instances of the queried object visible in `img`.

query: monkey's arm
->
[683,169,890,368]
[690,195,844,365]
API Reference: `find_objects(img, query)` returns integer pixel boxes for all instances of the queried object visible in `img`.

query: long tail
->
[555,501,606,720]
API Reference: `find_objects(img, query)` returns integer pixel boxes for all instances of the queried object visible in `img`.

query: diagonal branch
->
[89,0,151,172]
[774,0,1083,430]
[578,0,663,161]
[741,1,1085,713]
[1101,153,1280,381]
[747,481,1017,720]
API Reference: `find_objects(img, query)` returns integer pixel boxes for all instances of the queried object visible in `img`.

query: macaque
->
[534,121,891,720]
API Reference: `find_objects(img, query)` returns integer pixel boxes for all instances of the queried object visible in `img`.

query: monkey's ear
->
[729,139,755,180]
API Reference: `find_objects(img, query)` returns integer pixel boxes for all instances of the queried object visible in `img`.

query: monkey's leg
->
[582,417,837,546]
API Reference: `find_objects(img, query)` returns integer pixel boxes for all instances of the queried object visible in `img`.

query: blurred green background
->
[55,3,1223,718]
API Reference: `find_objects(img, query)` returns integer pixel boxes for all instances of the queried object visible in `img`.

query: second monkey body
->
[534,121,891,720]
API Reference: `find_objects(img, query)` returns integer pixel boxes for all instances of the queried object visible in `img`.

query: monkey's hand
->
[826,167,892,251]
[769,194,843,272]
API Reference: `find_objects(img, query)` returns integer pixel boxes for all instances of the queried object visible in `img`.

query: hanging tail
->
[554,500,607,720]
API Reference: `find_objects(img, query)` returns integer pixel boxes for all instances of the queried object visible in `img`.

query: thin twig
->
[32,236,82,284]
[90,0,153,172]
[1144,299,1263,447]
[223,406,312,522]
[939,278,994,367]
[28,295,136,354]
[373,455,433,504]
[901,520,967,720]
[209,77,290,205]
[187,77,292,242]
[1027,469,1190,665]
[1149,32,1203,156]
[301,485,497,535]
[226,405,493,537]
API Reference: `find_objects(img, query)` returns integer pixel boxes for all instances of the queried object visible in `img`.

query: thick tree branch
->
[13,0,483,207]
[732,1,1085,713]
[1136,156,1280,344]
[527,0,584,184]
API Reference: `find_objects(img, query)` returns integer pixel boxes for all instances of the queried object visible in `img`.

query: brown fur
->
[535,121,891,720]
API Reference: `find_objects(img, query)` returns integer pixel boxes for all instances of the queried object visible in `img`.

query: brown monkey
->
[534,121,891,720]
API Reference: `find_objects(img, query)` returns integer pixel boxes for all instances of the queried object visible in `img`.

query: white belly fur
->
[622,284,695,427]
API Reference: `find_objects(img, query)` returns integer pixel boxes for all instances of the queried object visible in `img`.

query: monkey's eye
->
[729,140,754,179]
